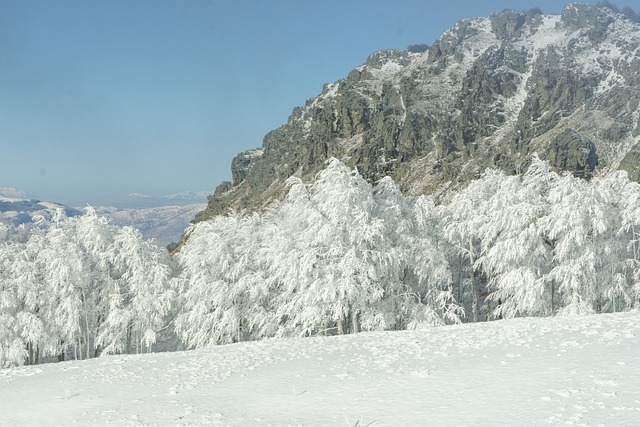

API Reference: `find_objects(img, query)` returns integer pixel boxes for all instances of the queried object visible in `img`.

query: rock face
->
[197,3,640,221]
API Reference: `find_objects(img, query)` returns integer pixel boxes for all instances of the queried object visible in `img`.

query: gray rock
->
[546,129,598,178]
[490,10,526,40]
[620,143,640,181]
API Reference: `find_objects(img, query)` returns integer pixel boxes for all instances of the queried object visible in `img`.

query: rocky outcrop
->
[620,143,640,181]
[547,129,598,178]
[194,3,640,223]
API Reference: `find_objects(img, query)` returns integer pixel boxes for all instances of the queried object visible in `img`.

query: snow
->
[569,13,640,79]
[164,191,212,201]
[367,60,403,80]
[492,68,532,143]
[300,83,342,135]
[596,67,625,95]
[517,15,566,53]
[128,192,151,199]
[0,195,29,204]
[323,82,339,100]
[0,188,27,199]
[446,18,497,75]
[422,17,499,109]
[238,148,264,160]
[2,311,640,426]
[38,201,65,211]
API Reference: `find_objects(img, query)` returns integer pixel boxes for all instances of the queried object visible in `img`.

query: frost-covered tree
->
[287,159,386,335]
[174,213,264,347]
[374,179,461,329]
[97,224,173,355]
[258,177,331,337]
[589,172,634,313]
[540,174,604,315]
[475,158,555,319]
[620,177,640,306]
[0,208,175,367]
[175,158,463,348]
[0,223,58,366]
[8,155,640,362]
[0,227,27,367]
[442,158,640,319]
[444,169,506,321]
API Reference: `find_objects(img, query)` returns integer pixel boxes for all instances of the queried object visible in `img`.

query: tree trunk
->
[352,310,360,334]
[25,343,33,366]
[126,322,132,354]
[337,317,346,335]
[469,239,478,323]
[58,347,65,362]
[471,274,479,323]
[94,314,103,357]
[81,288,92,360]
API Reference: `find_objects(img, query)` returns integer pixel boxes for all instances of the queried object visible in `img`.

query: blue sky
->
[0,0,601,206]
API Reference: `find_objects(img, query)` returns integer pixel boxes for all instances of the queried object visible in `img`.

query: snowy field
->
[1,311,639,426]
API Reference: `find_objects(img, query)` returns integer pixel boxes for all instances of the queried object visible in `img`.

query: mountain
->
[1,310,638,425]
[98,191,211,209]
[95,204,207,248]
[195,3,640,223]
[0,192,204,248]
[0,194,81,226]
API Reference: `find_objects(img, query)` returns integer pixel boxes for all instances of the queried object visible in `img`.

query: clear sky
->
[0,0,601,207]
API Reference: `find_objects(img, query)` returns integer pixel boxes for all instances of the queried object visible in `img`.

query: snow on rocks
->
[1,311,639,426]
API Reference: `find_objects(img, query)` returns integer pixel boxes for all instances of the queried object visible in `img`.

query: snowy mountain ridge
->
[196,2,640,222]
[0,193,204,247]
[0,194,81,226]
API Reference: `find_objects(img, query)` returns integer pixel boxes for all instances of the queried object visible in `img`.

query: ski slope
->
[1,311,639,426]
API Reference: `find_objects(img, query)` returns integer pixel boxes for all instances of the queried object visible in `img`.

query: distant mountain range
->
[0,192,206,248]
[94,204,207,248]
[0,193,82,225]
[92,191,211,209]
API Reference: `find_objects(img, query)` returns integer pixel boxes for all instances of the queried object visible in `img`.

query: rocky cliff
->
[195,3,640,223]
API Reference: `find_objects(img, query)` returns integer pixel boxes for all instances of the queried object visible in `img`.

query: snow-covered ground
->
[1,311,639,426]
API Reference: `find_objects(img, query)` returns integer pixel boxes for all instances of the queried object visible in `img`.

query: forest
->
[1,157,639,367]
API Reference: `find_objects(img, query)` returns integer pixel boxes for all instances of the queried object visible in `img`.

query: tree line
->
[174,157,640,345]
[2,157,640,367]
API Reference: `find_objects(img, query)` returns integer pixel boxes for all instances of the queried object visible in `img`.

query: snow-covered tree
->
[175,213,264,347]
[8,155,640,362]
[0,208,175,366]
[0,228,26,367]
[540,174,603,315]
[374,179,461,329]
[619,177,640,308]
[589,172,634,313]
[287,159,386,335]
[175,158,463,348]
[476,158,555,318]
[444,169,506,321]
[97,224,173,355]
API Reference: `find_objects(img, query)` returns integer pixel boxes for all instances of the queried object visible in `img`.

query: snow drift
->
[1,311,638,426]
